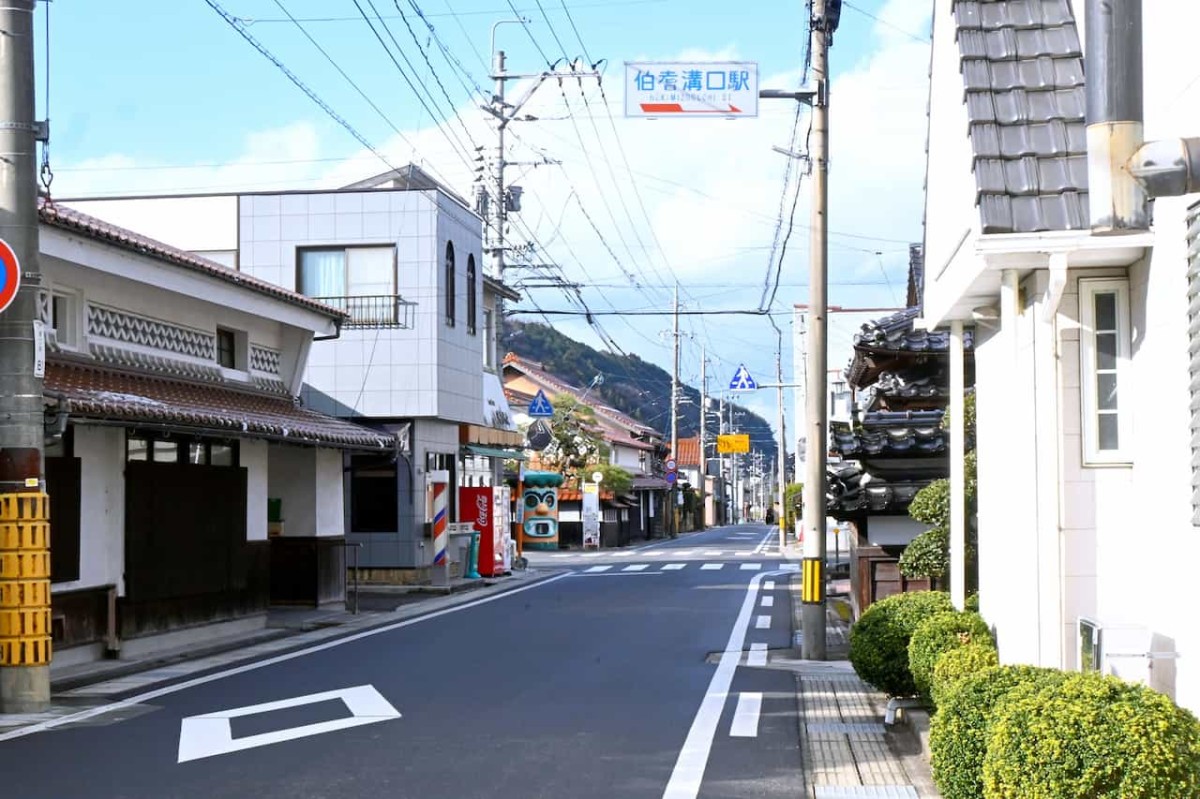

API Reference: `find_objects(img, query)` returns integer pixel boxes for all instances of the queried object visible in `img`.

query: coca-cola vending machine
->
[459,486,511,577]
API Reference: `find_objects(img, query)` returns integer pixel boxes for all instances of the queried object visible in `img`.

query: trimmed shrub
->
[848,590,953,697]
[964,593,979,613]
[983,672,1200,799]
[930,665,1067,799]
[908,611,993,703]
[930,642,998,710]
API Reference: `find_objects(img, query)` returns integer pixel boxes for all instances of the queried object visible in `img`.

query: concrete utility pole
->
[801,0,834,661]
[698,346,707,529]
[775,341,787,550]
[669,283,680,536]
[0,0,50,712]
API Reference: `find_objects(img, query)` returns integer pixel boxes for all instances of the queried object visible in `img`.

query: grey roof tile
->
[1038,155,1087,193]
[986,28,1019,59]
[975,159,1007,192]
[992,88,1027,124]
[962,59,993,90]
[970,122,1002,156]
[980,2,1010,30]
[980,195,1014,233]
[1004,157,1041,195]
[955,2,982,30]
[1016,26,1081,59]
[966,92,996,122]
[958,29,987,58]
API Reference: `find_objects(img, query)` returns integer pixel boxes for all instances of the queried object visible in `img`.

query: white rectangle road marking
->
[703,551,724,556]
[763,581,776,591]
[755,615,771,630]
[623,564,649,572]
[662,563,687,570]
[739,563,761,571]
[581,552,603,558]
[614,551,636,557]
[747,643,768,667]
[584,565,612,573]
[780,563,800,572]
[729,692,762,738]
[700,563,724,571]
[760,596,774,608]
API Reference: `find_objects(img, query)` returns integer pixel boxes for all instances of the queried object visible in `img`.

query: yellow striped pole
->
[0,493,51,673]
[801,557,824,605]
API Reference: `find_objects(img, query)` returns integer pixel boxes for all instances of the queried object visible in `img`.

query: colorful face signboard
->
[0,238,20,315]
[624,61,759,118]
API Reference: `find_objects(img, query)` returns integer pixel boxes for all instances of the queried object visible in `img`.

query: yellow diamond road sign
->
[717,434,750,454]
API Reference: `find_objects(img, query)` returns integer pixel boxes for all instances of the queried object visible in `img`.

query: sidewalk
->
[0,566,561,735]
[787,572,940,798]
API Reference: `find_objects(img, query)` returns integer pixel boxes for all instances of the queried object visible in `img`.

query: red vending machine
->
[459,486,506,577]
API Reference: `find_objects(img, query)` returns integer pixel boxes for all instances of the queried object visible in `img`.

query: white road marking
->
[177,684,399,763]
[780,563,800,572]
[550,554,570,559]
[755,615,771,630]
[700,563,724,571]
[584,565,612,573]
[570,572,663,577]
[581,552,603,558]
[662,563,686,570]
[763,581,776,591]
[739,563,761,571]
[703,551,724,556]
[614,551,637,557]
[0,573,575,743]
[729,692,763,738]
[747,643,768,667]
[760,596,775,608]
[752,528,776,554]
[623,564,649,572]
[662,569,786,798]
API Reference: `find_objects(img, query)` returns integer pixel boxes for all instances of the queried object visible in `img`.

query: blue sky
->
[37,0,934,442]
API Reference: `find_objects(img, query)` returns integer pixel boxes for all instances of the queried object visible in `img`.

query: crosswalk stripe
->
[700,563,724,570]
[614,551,636,557]
[763,580,776,591]
[755,615,771,630]
[730,692,763,738]
[623,564,649,572]
[747,642,768,667]
[703,551,724,556]
[581,552,603,558]
[739,563,761,571]
[761,595,774,608]
[662,563,686,570]
[584,565,612,573]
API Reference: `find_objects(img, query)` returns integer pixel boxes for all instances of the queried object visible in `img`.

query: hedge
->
[983,672,1200,798]
[908,611,993,704]
[930,665,1067,799]
[848,590,953,697]
[930,642,998,710]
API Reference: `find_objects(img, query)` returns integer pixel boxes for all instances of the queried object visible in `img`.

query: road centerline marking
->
[700,563,723,571]
[755,615,771,630]
[623,564,650,572]
[584,565,612,573]
[662,563,686,570]
[760,595,774,608]
[747,643,768,667]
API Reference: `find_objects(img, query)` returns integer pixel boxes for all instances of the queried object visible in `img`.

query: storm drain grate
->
[807,722,887,735]
[813,787,918,798]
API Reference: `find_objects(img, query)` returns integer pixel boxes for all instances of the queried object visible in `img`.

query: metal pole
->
[491,48,507,283]
[670,283,679,536]
[699,345,707,529]
[801,0,831,660]
[776,333,787,550]
[949,320,966,609]
[0,0,49,712]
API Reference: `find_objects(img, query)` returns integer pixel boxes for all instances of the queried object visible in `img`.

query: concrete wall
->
[52,425,125,596]
[268,445,317,537]
[315,448,345,537]
[865,515,924,547]
[243,440,269,542]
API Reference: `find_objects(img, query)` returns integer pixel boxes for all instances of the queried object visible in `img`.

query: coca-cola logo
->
[475,494,489,528]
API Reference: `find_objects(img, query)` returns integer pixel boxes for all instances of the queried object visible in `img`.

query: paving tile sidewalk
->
[0,567,561,735]
[788,579,940,798]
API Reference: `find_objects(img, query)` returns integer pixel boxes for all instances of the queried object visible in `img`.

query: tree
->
[536,394,610,482]
[783,482,804,532]
[590,462,633,495]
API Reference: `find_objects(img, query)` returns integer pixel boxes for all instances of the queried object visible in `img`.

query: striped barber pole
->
[431,482,449,565]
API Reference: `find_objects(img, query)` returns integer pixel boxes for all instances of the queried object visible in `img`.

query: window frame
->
[1078,277,1132,466]
[295,245,398,298]
[466,254,477,335]
[216,327,238,369]
[444,241,456,328]
[50,290,81,350]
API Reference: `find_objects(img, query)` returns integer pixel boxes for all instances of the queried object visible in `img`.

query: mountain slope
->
[502,321,778,463]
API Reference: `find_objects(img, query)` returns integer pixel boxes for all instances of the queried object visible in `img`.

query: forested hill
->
[502,321,778,463]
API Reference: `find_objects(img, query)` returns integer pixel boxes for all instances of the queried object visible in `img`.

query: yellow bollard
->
[0,493,51,667]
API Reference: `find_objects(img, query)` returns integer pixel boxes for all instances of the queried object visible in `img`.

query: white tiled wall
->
[238,189,486,422]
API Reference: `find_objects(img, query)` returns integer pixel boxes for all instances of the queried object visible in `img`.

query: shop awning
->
[462,444,528,461]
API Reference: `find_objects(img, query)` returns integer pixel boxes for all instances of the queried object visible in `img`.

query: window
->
[50,292,78,349]
[298,246,397,325]
[467,255,477,335]
[1079,278,1131,465]
[482,308,495,368]
[444,242,456,327]
[350,456,398,532]
[129,434,238,466]
[216,328,237,369]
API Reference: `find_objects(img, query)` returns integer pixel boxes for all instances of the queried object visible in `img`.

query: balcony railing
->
[312,295,417,329]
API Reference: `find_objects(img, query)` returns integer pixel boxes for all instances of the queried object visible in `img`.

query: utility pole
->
[718,393,726,524]
[0,0,50,712]
[698,346,707,530]
[775,340,787,550]
[801,0,834,661]
[669,283,680,537]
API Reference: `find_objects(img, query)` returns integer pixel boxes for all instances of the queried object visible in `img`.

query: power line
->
[236,0,667,25]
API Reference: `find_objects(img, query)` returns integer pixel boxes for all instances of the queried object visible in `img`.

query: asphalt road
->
[0,524,803,799]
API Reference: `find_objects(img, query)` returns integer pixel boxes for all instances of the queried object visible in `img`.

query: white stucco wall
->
[267,445,317,537]
[242,440,269,542]
[315,448,345,537]
[52,425,125,596]
[865,515,925,547]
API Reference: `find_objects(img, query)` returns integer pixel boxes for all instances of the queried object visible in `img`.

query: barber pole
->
[431,481,448,565]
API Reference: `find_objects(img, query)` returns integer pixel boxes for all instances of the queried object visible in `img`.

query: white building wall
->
[53,425,125,595]
[434,193,485,424]
[267,445,317,537]
[315,448,346,537]
[242,440,269,542]
[612,444,644,471]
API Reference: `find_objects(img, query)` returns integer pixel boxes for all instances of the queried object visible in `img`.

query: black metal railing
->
[312,295,417,329]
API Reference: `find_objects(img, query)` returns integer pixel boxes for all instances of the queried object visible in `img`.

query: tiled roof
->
[830,411,948,458]
[502,355,660,437]
[845,309,975,387]
[905,244,925,311]
[505,381,656,452]
[46,361,394,450]
[674,435,701,468]
[826,461,934,519]
[39,201,347,319]
[955,0,1089,233]
[867,372,950,411]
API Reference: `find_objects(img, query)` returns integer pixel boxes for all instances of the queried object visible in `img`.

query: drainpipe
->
[1085,0,1149,232]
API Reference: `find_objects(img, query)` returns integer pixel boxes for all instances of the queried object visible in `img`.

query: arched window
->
[444,241,456,327]
[466,255,477,335]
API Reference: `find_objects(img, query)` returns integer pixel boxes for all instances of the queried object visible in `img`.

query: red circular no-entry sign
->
[0,238,20,315]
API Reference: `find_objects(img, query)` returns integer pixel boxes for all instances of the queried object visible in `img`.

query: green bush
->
[983,672,1200,799]
[908,611,993,703]
[898,527,948,579]
[964,593,979,613]
[930,642,998,710]
[930,665,1067,799]
[848,590,953,697]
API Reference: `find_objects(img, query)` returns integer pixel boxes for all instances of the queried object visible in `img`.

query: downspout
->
[1085,0,1149,232]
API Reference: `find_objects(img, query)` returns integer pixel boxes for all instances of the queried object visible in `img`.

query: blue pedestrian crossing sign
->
[729,365,758,391]
[528,389,555,417]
